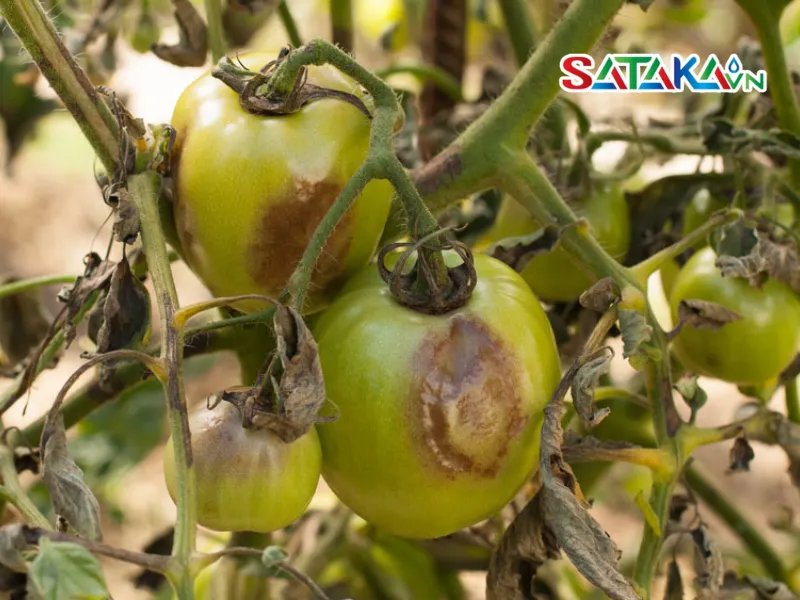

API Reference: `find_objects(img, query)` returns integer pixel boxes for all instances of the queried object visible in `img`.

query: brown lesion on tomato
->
[408,314,528,479]
[246,179,355,297]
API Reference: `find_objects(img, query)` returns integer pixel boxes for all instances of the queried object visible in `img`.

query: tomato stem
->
[628,208,743,286]
[128,172,197,599]
[375,63,464,101]
[204,0,226,63]
[0,0,122,174]
[0,445,52,529]
[0,274,77,302]
[786,378,800,424]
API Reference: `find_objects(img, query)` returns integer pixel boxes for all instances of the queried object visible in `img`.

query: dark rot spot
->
[408,315,527,478]
[247,179,355,294]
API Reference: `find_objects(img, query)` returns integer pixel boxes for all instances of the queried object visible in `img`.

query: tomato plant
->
[313,253,560,538]
[171,52,393,313]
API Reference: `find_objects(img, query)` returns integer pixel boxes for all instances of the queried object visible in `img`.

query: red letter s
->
[560,55,594,91]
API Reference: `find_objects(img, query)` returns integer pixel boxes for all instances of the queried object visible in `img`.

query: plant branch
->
[0,275,77,302]
[785,378,800,424]
[586,130,710,157]
[0,0,121,173]
[278,0,303,47]
[0,445,51,529]
[562,444,673,478]
[497,0,537,67]
[204,0,225,62]
[684,464,789,583]
[128,172,196,598]
[375,63,464,101]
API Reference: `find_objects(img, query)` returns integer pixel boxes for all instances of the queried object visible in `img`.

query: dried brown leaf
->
[665,560,684,600]
[57,254,116,347]
[677,300,742,331]
[152,0,208,66]
[728,436,755,473]
[571,353,612,428]
[579,277,621,312]
[94,256,151,354]
[692,525,724,592]
[111,189,140,244]
[487,225,561,272]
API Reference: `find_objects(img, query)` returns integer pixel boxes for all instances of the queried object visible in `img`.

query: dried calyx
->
[212,305,333,443]
[378,238,478,315]
[211,52,371,118]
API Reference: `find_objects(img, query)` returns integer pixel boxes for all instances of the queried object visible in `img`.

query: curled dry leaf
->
[0,524,29,572]
[218,306,330,442]
[110,188,140,244]
[57,253,117,348]
[770,416,800,491]
[728,436,755,472]
[676,300,742,332]
[92,255,151,355]
[571,352,612,428]
[665,560,684,600]
[540,367,640,600]
[487,225,562,272]
[485,492,559,600]
[562,434,641,464]
[579,277,621,313]
[692,525,725,593]
[40,412,103,542]
[674,377,708,415]
[619,309,660,370]
[152,0,208,67]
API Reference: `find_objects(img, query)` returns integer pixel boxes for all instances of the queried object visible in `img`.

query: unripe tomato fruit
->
[682,188,726,249]
[669,247,800,385]
[171,53,393,313]
[480,185,630,302]
[163,401,322,533]
[313,253,560,538]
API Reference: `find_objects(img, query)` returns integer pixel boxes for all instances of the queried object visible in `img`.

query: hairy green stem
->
[278,0,303,47]
[0,275,77,301]
[204,0,225,62]
[684,464,789,583]
[129,172,196,598]
[586,130,710,157]
[330,0,353,52]
[0,445,51,529]
[375,63,464,101]
[0,0,121,173]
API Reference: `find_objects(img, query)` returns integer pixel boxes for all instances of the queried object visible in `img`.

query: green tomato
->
[171,52,392,313]
[164,401,322,533]
[313,253,561,538]
[481,185,630,302]
[669,247,800,385]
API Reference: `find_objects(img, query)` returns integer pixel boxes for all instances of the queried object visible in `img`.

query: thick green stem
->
[278,0,303,47]
[785,378,800,424]
[129,172,196,598]
[0,0,121,173]
[684,464,789,583]
[0,275,77,301]
[204,0,225,62]
[330,0,353,52]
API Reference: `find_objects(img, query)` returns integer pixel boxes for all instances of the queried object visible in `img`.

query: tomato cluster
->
[163,58,800,540]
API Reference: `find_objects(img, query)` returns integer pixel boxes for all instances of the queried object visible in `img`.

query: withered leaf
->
[0,277,52,370]
[728,436,755,472]
[579,277,621,312]
[665,560,684,600]
[691,525,724,592]
[562,434,640,464]
[771,416,800,491]
[152,0,208,67]
[538,373,640,600]
[219,306,330,443]
[487,225,561,272]
[486,492,559,600]
[111,189,140,244]
[716,220,759,262]
[571,353,612,428]
[0,524,29,572]
[739,576,798,600]
[619,309,660,370]
[676,300,742,332]
[668,494,693,525]
[57,254,116,348]
[674,377,708,414]
[94,256,151,354]
[41,412,103,541]
[754,237,800,293]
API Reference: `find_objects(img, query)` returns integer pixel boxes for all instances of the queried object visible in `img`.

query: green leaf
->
[29,538,109,600]
[261,545,291,580]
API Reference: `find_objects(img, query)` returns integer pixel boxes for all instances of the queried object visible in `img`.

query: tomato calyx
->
[212,306,335,442]
[211,54,372,118]
[377,239,478,315]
